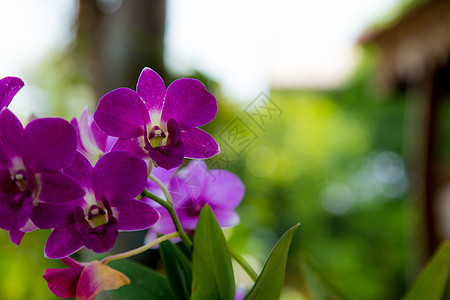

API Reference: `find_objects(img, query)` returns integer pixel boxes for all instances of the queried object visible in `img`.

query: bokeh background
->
[1,0,449,299]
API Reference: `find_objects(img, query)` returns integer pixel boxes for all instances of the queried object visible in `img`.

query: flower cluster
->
[145,160,244,243]
[0,68,244,299]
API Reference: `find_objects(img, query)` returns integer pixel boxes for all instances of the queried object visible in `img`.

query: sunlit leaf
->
[191,205,235,300]
[160,240,192,300]
[245,224,300,300]
[403,241,450,300]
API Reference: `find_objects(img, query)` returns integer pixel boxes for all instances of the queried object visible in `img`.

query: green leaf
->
[298,253,343,300]
[105,259,174,300]
[160,240,192,300]
[245,224,300,300]
[191,205,235,300]
[404,241,450,300]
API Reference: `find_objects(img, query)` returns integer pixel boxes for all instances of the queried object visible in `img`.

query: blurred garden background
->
[0,0,449,299]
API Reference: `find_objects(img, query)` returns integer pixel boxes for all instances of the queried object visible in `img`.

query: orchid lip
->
[147,125,168,148]
[4,170,27,194]
[80,194,112,229]
[87,204,108,227]
[7,192,28,211]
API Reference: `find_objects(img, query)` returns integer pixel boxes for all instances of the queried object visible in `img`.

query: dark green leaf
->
[104,259,174,300]
[160,240,192,300]
[404,241,450,300]
[245,224,300,300]
[191,205,235,300]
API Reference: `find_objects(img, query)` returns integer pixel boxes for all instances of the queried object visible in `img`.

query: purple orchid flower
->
[43,257,130,300]
[44,151,159,259]
[0,108,83,244]
[94,68,220,170]
[0,76,24,109]
[145,160,244,242]
[71,107,118,165]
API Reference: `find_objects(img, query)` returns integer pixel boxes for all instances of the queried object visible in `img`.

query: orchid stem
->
[149,174,173,205]
[142,189,193,250]
[101,232,179,264]
[230,249,259,282]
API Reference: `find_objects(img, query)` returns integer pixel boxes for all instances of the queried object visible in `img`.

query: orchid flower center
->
[87,204,108,227]
[3,169,27,194]
[184,197,206,216]
[12,170,27,192]
[147,125,168,148]
[1,169,30,211]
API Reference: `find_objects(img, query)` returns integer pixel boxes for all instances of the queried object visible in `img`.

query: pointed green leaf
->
[404,241,450,300]
[106,259,174,300]
[191,205,235,300]
[160,240,192,300]
[245,224,300,300]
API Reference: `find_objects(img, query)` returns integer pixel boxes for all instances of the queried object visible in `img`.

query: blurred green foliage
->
[218,53,420,299]
[0,230,61,300]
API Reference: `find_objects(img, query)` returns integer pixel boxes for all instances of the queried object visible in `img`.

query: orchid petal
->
[9,219,39,245]
[212,209,240,227]
[92,123,118,154]
[31,202,77,229]
[93,151,147,205]
[174,211,199,231]
[168,161,209,208]
[161,78,217,129]
[0,140,12,168]
[45,223,84,259]
[148,208,175,235]
[149,166,177,186]
[136,67,166,118]
[9,229,25,245]
[176,201,239,229]
[113,200,159,231]
[20,118,77,172]
[94,88,149,139]
[77,107,103,157]
[77,107,118,158]
[177,159,209,183]
[20,218,38,233]
[0,174,33,230]
[71,117,88,154]
[43,263,84,299]
[181,128,220,159]
[38,172,85,204]
[63,151,93,190]
[204,169,244,209]
[0,109,23,158]
[147,166,177,199]
[148,160,244,236]
[111,137,147,160]
[0,76,24,109]
[76,261,130,300]
[169,172,204,208]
